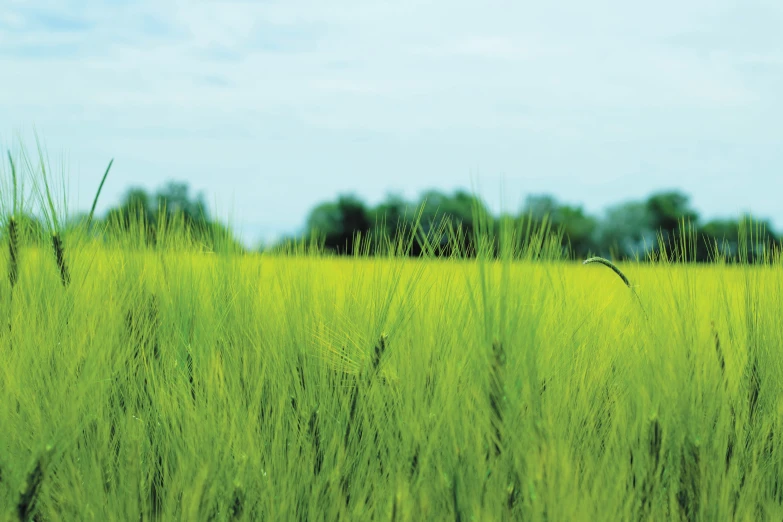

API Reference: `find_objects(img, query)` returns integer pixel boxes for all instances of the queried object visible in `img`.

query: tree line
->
[297,189,780,262]
[5,181,245,254]
[4,181,779,262]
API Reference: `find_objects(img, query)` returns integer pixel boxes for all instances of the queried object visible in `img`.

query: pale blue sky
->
[1,0,781,247]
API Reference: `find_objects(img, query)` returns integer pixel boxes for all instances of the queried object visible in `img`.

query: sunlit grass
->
[0,144,781,521]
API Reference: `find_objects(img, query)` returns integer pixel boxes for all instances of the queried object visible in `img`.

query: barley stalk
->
[583,256,631,287]
[410,446,420,478]
[583,256,648,319]
[51,232,70,288]
[8,150,19,291]
[344,335,388,446]
[369,333,387,378]
[486,339,521,512]
[746,355,760,425]
[341,334,388,506]
[677,440,701,520]
[710,320,727,385]
[228,485,245,520]
[8,217,18,289]
[17,445,53,522]
[309,409,323,476]
[488,340,505,458]
[186,352,196,403]
[631,416,663,520]
[149,447,165,517]
[124,294,160,411]
[452,460,462,522]
[649,419,662,469]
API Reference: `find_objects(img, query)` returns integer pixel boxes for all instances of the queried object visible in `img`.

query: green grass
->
[0,147,781,521]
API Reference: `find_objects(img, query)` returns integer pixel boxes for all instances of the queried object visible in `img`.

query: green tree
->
[596,201,656,260]
[306,194,371,255]
[105,187,157,245]
[156,182,208,225]
[521,195,598,258]
[645,191,700,258]
[699,215,778,263]
[370,193,414,252]
[699,218,740,261]
[415,190,488,256]
[103,182,243,252]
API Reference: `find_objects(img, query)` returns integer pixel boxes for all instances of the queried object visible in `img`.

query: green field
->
[0,222,782,521]
[0,143,781,522]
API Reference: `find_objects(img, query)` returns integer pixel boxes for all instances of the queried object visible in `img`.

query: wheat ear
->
[583,257,631,287]
[583,256,648,319]
[8,217,18,289]
[8,151,19,289]
[51,232,70,287]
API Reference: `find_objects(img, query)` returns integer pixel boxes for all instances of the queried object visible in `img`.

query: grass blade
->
[87,158,114,228]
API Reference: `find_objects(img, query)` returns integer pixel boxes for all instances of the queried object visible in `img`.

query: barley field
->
[0,143,781,522]
[0,216,782,522]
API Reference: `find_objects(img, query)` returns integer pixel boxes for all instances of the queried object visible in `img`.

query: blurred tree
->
[645,191,700,259]
[646,191,697,233]
[521,195,598,258]
[726,215,778,263]
[415,190,487,256]
[557,205,599,258]
[102,182,243,251]
[288,188,783,262]
[105,187,157,245]
[523,194,559,222]
[699,218,740,261]
[370,193,413,252]
[156,182,208,226]
[596,201,656,260]
[306,194,371,255]
[338,195,371,249]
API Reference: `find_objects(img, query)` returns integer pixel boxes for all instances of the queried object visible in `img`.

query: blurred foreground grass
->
[0,234,781,521]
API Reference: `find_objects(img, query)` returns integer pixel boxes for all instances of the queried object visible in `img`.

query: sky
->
[1,0,781,247]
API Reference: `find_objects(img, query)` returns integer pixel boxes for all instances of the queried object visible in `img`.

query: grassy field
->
[0,222,782,521]
[0,142,781,521]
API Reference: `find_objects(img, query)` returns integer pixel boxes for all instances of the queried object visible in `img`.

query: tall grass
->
[0,143,782,521]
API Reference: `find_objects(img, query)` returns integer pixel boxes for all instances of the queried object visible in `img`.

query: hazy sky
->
[1,0,781,247]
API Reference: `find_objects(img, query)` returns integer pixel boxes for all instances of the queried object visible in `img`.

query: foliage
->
[102,182,245,254]
[303,189,781,263]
